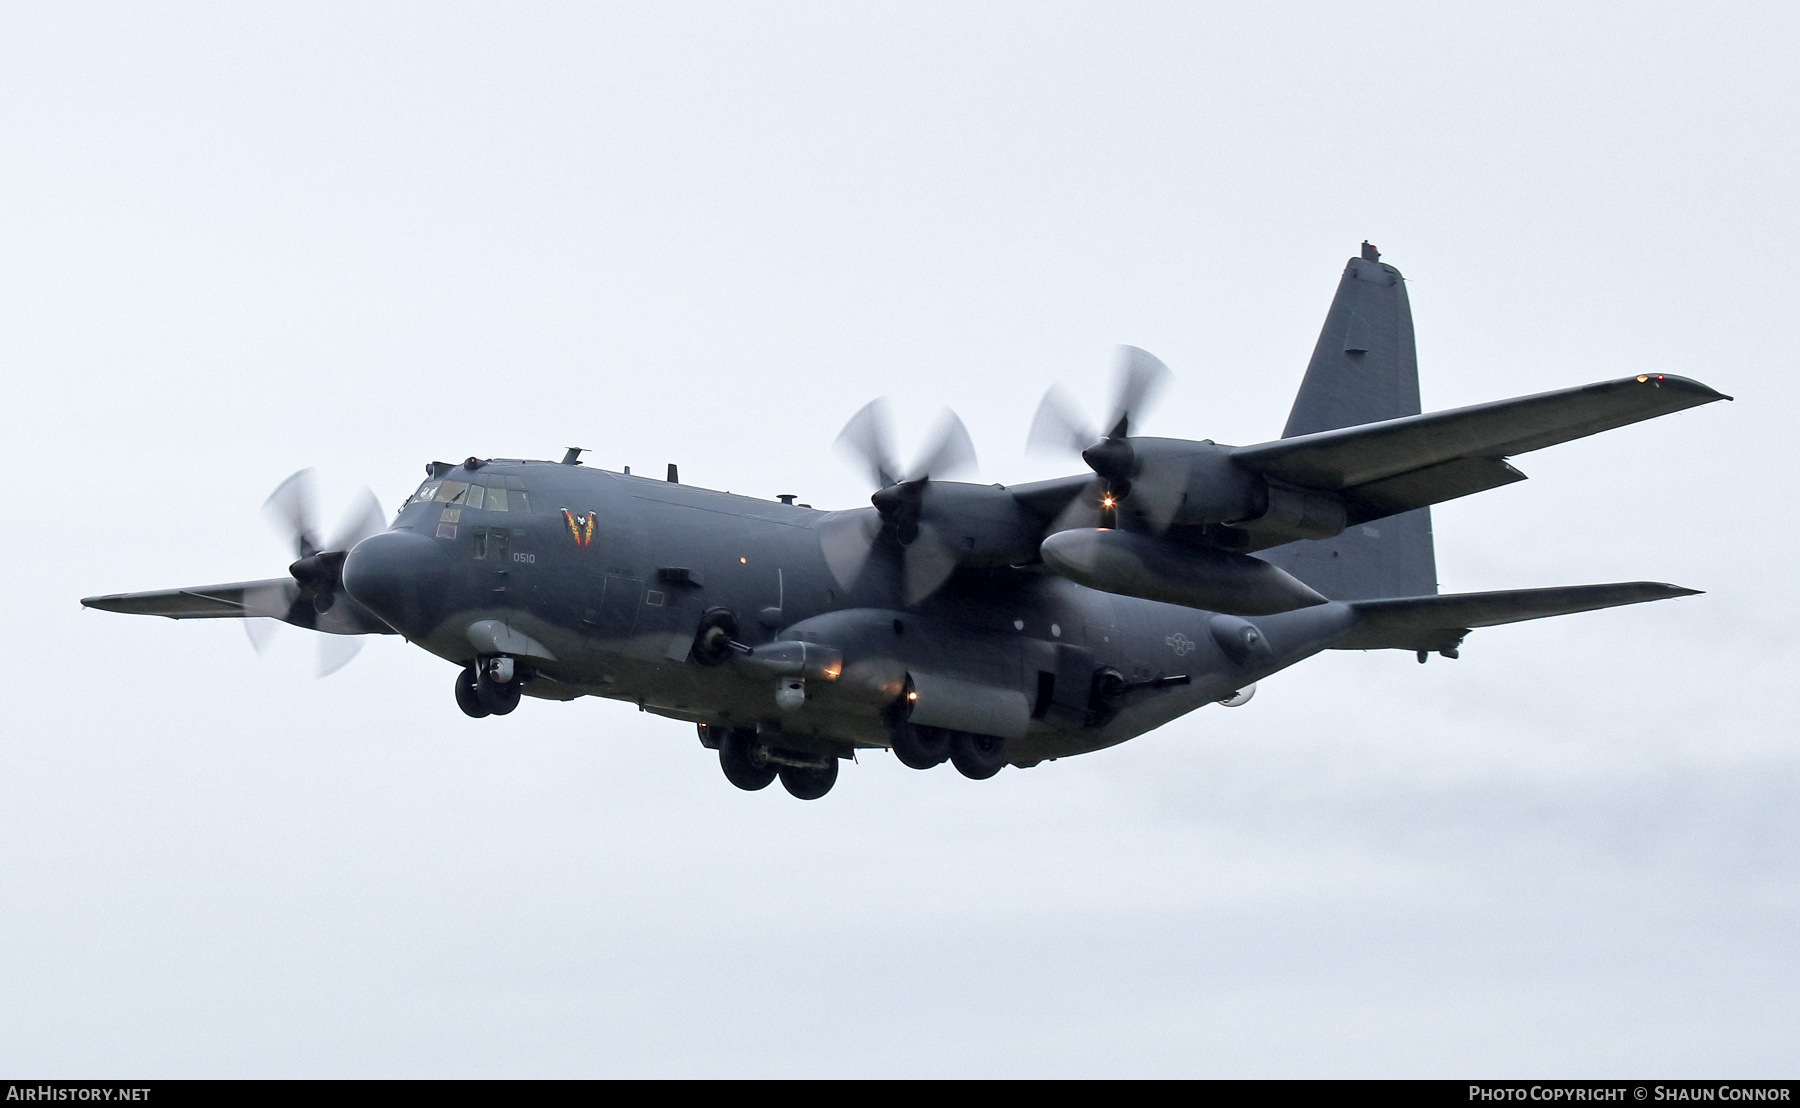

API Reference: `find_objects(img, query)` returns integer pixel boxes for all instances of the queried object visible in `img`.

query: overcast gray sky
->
[3,1,1795,1077]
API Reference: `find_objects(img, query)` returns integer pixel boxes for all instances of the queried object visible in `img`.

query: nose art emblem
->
[561,509,596,548]
[1166,632,1195,656]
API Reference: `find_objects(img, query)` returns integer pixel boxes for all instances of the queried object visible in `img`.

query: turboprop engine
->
[1038,527,1328,616]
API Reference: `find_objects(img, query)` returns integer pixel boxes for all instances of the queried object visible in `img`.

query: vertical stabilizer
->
[1259,244,1438,600]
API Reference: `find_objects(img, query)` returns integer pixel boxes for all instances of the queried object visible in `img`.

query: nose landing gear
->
[454,656,523,718]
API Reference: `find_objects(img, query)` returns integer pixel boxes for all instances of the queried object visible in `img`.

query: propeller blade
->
[326,487,387,554]
[906,410,978,483]
[835,399,902,489]
[818,509,881,590]
[316,634,363,678]
[243,614,279,655]
[1026,384,1096,456]
[902,522,960,605]
[1108,346,1173,437]
[262,469,321,559]
[242,580,299,621]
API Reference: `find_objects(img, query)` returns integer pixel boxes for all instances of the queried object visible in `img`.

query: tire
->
[719,729,777,791]
[455,667,490,718]
[890,723,950,769]
[778,758,838,800]
[949,732,1008,780]
[477,671,521,715]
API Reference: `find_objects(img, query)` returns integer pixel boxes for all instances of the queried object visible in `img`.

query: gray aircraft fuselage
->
[346,460,1315,766]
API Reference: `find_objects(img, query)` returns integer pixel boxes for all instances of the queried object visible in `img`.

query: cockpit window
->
[405,474,529,512]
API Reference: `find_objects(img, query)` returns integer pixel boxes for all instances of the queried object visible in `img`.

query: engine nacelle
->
[1122,439,1348,542]
[911,481,1046,567]
[1039,528,1328,615]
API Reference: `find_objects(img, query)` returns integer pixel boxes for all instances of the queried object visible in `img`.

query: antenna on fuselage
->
[561,447,587,466]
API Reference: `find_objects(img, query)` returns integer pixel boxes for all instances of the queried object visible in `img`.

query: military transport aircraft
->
[83,245,1728,799]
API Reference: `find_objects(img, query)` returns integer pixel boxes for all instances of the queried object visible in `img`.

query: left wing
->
[1230,374,1730,522]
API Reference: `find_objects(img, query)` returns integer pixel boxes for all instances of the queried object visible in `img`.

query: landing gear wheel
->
[455,667,489,718]
[890,723,951,769]
[719,729,777,791]
[778,758,839,800]
[476,670,521,715]
[949,732,1009,780]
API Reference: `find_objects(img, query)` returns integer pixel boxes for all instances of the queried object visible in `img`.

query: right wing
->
[82,580,295,620]
[82,580,391,635]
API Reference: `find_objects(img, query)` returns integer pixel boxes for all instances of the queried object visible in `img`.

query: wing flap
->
[1334,581,1701,651]
[1342,456,1528,522]
[1234,374,1730,492]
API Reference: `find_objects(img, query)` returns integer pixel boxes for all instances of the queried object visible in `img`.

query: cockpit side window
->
[406,481,441,506]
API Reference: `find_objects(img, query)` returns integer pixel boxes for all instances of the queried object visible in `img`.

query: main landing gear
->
[708,725,841,800]
[890,722,1009,780]
[455,656,523,718]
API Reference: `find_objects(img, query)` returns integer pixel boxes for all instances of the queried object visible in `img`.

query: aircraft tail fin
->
[1259,244,1437,600]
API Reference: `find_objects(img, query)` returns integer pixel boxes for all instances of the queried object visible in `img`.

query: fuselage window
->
[472,527,510,560]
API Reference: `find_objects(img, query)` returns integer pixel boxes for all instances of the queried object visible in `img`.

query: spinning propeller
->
[820,399,979,604]
[243,469,388,676]
[1027,345,1186,532]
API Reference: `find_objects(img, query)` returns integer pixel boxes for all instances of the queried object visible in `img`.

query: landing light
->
[1102,495,1116,508]
[908,690,918,701]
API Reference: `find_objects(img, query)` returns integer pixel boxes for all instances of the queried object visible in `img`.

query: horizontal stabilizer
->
[1235,375,1729,514]
[1335,581,1700,652]
[82,580,293,619]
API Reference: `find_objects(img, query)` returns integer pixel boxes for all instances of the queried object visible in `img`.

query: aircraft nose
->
[342,529,452,637]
